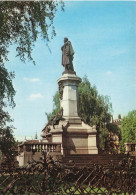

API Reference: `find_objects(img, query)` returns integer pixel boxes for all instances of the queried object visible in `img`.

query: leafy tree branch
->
[0,1,64,64]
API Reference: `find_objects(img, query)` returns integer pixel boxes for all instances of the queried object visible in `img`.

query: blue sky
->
[6,1,136,141]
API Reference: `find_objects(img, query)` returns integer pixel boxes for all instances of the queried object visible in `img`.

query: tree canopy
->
[0,64,16,157]
[120,110,136,149]
[78,76,113,149]
[78,77,112,127]
[46,91,60,122]
[0,1,64,64]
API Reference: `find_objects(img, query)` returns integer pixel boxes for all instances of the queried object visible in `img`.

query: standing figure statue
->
[61,37,75,72]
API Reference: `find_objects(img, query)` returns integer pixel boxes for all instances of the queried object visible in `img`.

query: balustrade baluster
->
[53,145,55,152]
[42,144,44,151]
[36,145,38,152]
[48,145,50,152]
[51,145,53,152]
[38,145,39,151]
[45,144,47,152]
[30,143,60,153]
[33,145,35,150]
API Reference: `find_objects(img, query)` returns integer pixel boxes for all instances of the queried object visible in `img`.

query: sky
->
[6,1,136,141]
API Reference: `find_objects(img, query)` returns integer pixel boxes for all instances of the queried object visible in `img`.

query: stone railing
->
[18,141,61,154]
[17,141,62,166]
[31,143,61,153]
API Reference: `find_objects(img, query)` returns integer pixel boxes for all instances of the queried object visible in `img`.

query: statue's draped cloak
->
[61,41,74,67]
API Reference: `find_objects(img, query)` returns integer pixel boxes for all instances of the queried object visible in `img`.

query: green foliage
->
[78,76,112,127]
[0,126,15,157]
[46,91,60,121]
[0,1,64,64]
[0,64,15,108]
[120,110,136,149]
[0,64,16,157]
[106,123,121,140]
[98,127,109,149]
[78,76,113,149]
[53,91,60,114]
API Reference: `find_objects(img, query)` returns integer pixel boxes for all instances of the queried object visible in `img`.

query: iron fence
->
[0,155,135,194]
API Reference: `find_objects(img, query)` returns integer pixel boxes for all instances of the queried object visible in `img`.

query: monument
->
[42,38,98,155]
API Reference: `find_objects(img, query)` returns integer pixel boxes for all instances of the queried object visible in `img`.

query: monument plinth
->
[42,72,98,155]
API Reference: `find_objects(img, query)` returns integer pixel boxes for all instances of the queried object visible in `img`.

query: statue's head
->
[64,37,68,43]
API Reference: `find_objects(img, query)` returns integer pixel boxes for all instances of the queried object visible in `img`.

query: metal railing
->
[0,154,135,194]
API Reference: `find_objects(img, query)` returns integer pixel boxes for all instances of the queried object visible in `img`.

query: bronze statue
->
[61,37,74,71]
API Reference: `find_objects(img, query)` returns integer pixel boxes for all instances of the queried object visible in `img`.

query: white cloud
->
[23,77,40,82]
[28,93,44,101]
[106,71,112,76]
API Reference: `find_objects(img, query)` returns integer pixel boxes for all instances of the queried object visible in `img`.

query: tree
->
[78,77,112,127]
[0,1,64,157]
[0,126,15,157]
[0,64,15,109]
[106,123,121,153]
[106,123,121,140]
[0,1,64,64]
[120,110,136,150]
[0,64,16,157]
[46,91,60,122]
[46,76,113,150]
[78,76,113,150]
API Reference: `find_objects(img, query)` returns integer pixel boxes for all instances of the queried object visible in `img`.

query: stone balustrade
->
[18,141,61,154]
[17,141,62,166]
[31,143,61,153]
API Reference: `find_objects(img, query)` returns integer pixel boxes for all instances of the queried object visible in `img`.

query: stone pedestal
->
[62,122,98,155]
[58,73,81,119]
[49,72,98,155]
